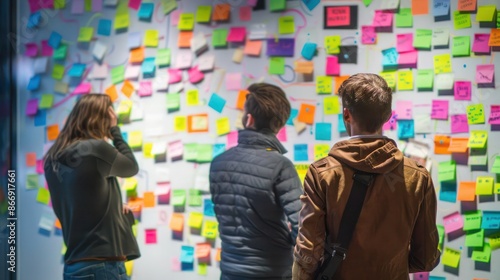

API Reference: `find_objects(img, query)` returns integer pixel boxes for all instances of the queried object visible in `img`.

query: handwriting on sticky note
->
[443,211,463,234]
[476,64,494,84]
[468,130,488,148]
[325,6,350,27]
[466,104,485,124]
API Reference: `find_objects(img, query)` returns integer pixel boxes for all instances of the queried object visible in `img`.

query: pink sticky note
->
[398,51,418,66]
[168,69,183,84]
[413,272,429,280]
[240,6,252,21]
[128,0,141,10]
[171,257,181,271]
[227,27,247,43]
[171,9,182,26]
[168,140,183,160]
[488,105,500,124]
[29,0,53,12]
[450,114,469,134]
[25,43,38,57]
[383,111,398,131]
[395,101,413,120]
[396,33,415,53]
[247,0,258,6]
[71,0,85,14]
[138,81,152,97]
[36,160,44,174]
[92,0,103,12]
[476,64,494,84]
[225,73,242,90]
[277,127,287,142]
[188,66,204,84]
[41,40,53,56]
[226,131,238,149]
[26,98,39,116]
[361,26,376,44]
[472,33,490,53]
[325,6,350,27]
[454,81,471,100]
[326,56,340,76]
[73,83,91,94]
[443,212,463,234]
[145,229,157,244]
[431,100,449,120]
[372,11,393,27]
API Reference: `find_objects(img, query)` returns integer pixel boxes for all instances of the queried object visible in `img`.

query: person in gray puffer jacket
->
[210,83,303,280]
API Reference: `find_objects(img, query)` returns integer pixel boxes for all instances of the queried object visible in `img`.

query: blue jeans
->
[64,261,129,280]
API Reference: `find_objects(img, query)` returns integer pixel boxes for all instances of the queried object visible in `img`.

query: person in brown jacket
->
[292,73,441,280]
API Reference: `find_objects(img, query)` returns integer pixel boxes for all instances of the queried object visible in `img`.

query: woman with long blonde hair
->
[44,93,140,280]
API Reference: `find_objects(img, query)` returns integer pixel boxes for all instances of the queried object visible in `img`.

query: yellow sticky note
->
[114,13,130,30]
[278,16,295,34]
[123,178,138,192]
[380,71,397,89]
[201,220,218,239]
[52,64,65,80]
[397,70,413,91]
[125,261,134,277]
[433,53,452,74]
[186,89,199,106]
[196,6,212,23]
[128,131,143,149]
[144,30,159,47]
[476,5,496,22]
[143,142,154,159]
[36,187,50,205]
[324,35,341,54]
[316,76,333,94]
[174,116,187,132]
[468,130,488,149]
[489,232,500,250]
[216,117,231,136]
[61,242,67,255]
[314,144,330,161]
[295,164,308,184]
[198,263,208,275]
[324,96,340,115]
[466,104,485,124]
[442,247,461,268]
[178,13,195,31]
[188,212,203,229]
[476,176,494,195]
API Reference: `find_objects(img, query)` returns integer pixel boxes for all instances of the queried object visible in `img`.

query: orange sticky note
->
[215,248,222,262]
[434,135,451,154]
[54,218,62,230]
[26,152,37,167]
[143,191,155,208]
[294,61,314,74]
[298,103,316,124]
[457,181,476,201]
[243,39,262,56]
[412,0,429,15]
[105,85,119,102]
[169,213,184,232]
[448,137,469,153]
[213,4,230,21]
[127,197,143,215]
[121,80,134,98]
[47,124,60,141]
[236,90,248,110]
[187,113,209,133]
[195,243,211,259]
[129,47,145,63]
[458,0,476,12]
[489,29,500,47]
[334,76,350,94]
[178,31,193,48]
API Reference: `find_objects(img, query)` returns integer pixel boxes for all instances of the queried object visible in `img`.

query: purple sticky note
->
[450,114,468,134]
[92,0,103,12]
[431,100,449,120]
[372,10,393,27]
[168,69,182,84]
[476,64,494,85]
[25,43,38,57]
[361,26,376,44]
[266,38,295,57]
[396,33,415,53]
[26,98,39,116]
[472,33,490,54]
[326,56,340,76]
[71,0,85,14]
[41,40,53,56]
[454,81,471,100]
[443,211,463,234]
[227,27,247,43]
[225,73,242,90]
[138,81,152,97]
[395,100,413,120]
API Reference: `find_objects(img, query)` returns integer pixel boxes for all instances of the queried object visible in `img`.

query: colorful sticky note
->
[212,28,228,47]
[269,57,285,75]
[297,103,316,124]
[326,6,351,27]
[458,182,476,201]
[472,244,491,263]
[468,130,488,149]
[201,220,218,239]
[453,11,471,29]
[476,176,494,195]
[438,161,456,182]
[433,54,451,74]
[216,117,231,136]
[316,76,332,94]
[466,104,485,124]
[314,144,330,161]
[278,16,295,34]
[77,27,94,42]
[476,64,495,86]
[323,96,340,115]
[452,36,470,57]
[208,93,226,113]
[178,13,194,30]
[315,123,332,141]
[144,30,158,47]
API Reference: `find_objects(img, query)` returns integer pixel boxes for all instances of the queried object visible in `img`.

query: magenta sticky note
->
[396,33,415,53]
[128,0,141,10]
[240,6,252,21]
[188,66,204,84]
[361,26,376,44]
[92,0,103,12]
[413,272,429,280]
[395,100,413,120]
[138,81,153,97]
[29,0,53,12]
[247,0,258,6]
[398,51,418,66]
[326,56,340,76]
[41,40,53,56]
[168,69,182,84]
[476,64,494,84]
[431,100,449,120]
[472,33,490,54]
[71,0,85,14]
[277,127,287,142]
[372,11,393,27]
[73,83,92,94]
[450,114,468,134]
[145,229,157,244]
[225,73,242,91]
[454,81,471,100]
[443,212,463,234]
[383,110,398,131]
[227,27,247,43]
[25,43,38,57]
[226,131,238,149]
[488,112,500,124]
[26,98,39,116]
[36,160,44,174]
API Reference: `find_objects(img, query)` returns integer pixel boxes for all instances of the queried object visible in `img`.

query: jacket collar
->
[237,129,288,154]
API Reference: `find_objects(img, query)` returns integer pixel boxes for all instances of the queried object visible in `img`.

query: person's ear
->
[343,108,351,123]
[245,113,254,128]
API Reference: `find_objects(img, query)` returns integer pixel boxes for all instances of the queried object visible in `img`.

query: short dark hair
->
[338,73,392,133]
[245,83,291,134]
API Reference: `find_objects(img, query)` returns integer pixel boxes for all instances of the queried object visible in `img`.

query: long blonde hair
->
[44,94,113,170]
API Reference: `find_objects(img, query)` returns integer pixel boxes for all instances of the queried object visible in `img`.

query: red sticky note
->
[239,6,252,21]
[325,6,350,27]
[47,124,60,141]
[297,103,316,124]
[145,229,157,244]
[458,0,476,12]
[243,39,262,56]
[326,56,340,76]
[26,152,37,167]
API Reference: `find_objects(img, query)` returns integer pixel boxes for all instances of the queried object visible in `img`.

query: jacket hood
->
[329,137,403,174]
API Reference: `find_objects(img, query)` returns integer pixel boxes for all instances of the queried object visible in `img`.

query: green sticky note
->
[161,0,177,15]
[196,144,213,163]
[316,76,333,94]
[437,225,445,247]
[278,16,295,34]
[167,93,180,112]
[114,13,130,30]
[463,211,482,231]
[84,0,91,11]
[396,8,413,28]
[111,65,125,84]
[144,30,158,47]
[453,11,471,30]
[54,0,65,9]
[27,174,39,190]
[471,243,491,263]
[36,187,50,205]
[477,5,496,22]
[469,154,488,166]
[489,232,500,250]
[413,29,432,49]
[52,64,65,80]
[466,104,485,124]
[452,36,470,57]
[416,69,434,90]
[39,94,54,109]
[172,189,186,207]
[184,143,198,162]
[362,0,373,7]
[495,183,500,194]
[442,247,461,268]
[438,160,456,182]
[198,263,208,275]
[498,10,500,28]
[53,44,67,60]
[491,156,500,173]
[156,48,171,66]
[178,13,195,31]
[270,0,286,11]
[324,35,341,54]
[116,0,128,14]
[212,28,228,47]
[196,6,212,23]
[188,189,202,206]
[324,96,340,115]
[476,176,494,195]
[269,57,285,75]
[77,27,94,42]
[466,229,484,247]
[188,212,203,228]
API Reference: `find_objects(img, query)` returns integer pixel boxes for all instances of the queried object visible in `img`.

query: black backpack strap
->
[315,171,375,280]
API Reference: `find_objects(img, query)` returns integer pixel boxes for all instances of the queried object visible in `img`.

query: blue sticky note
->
[338,114,346,133]
[439,182,457,203]
[294,144,308,161]
[97,19,112,36]
[48,32,62,49]
[180,245,194,263]
[28,12,42,29]
[121,132,128,142]
[433,0,450,17]
[287,109,298,126]
[429,277,446,280]
[128,32,142,49]
[34,110,46,127]
[302,0,320,11]
[203,198,215,217]
[68,63,86,77]
[27,75,41,91]
[138,3,154,21]
[382,47,398,70]
[397,120,414,139]
[213,143,226,158]
[315,122,332,141]
[142,57,156,78]
[208,93,226,113]
[482,211,500,229]
[301,42,317,61]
